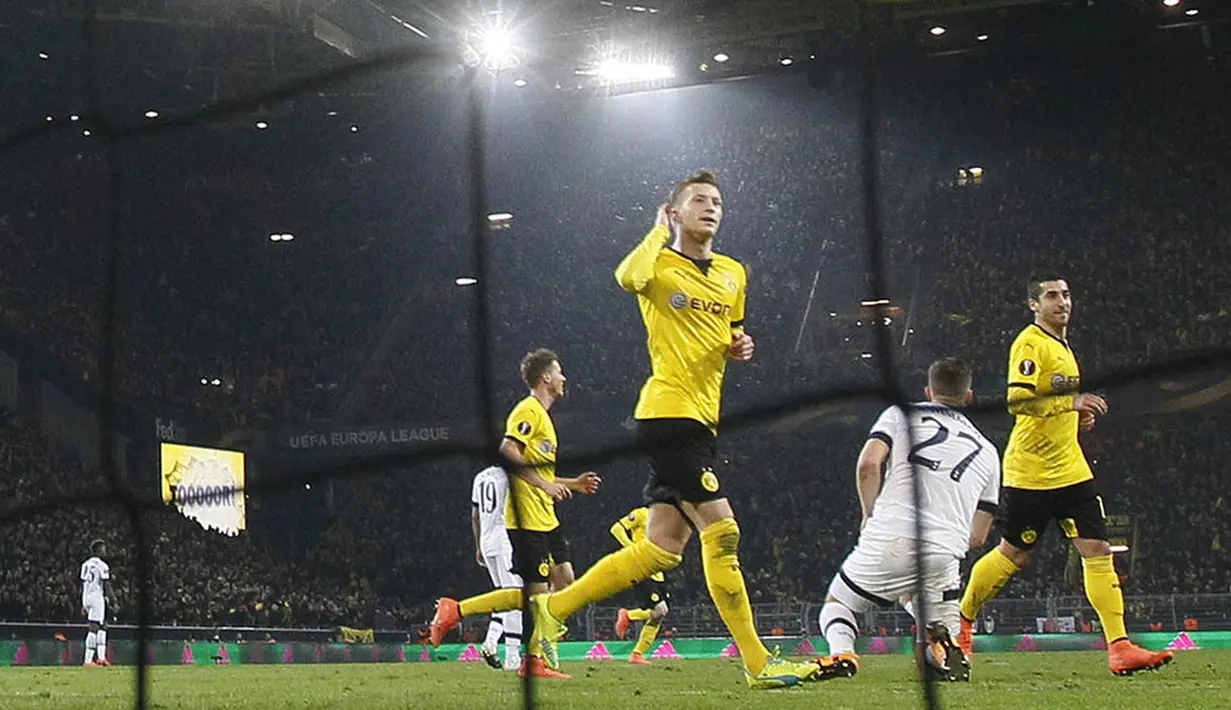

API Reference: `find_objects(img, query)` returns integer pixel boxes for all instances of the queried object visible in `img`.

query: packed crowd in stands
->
[0,55,1228,632]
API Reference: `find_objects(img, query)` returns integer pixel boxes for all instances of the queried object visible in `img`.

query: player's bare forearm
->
[969,510,995,550]
[857,463,882,523]
[559,472,602,494]
[614,224,671,292]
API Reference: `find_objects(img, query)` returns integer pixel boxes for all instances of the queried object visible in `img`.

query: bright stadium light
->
[144,110,159,119]
[977,34,990,41]
[1162,0,1180,6]
[713,52,730,63]
[200,378,208,386]
[39,52,49,60]
[211,378,222,387]
[1185,8,1199,15]
[930,25,947,36]
[589,61,676,84]
[255,121,269,130]
[70,114,80,121]
[513,78,528,87]
[779,56,794,66]
[487,212,513,223]
[476,25,519,71]
[455,277,478,286]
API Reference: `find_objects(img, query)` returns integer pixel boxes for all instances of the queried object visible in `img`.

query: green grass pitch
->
[1,651,1224,709]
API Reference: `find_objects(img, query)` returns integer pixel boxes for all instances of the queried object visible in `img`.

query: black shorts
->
[637,418,724,506]
[509,528,571,584]
[634,577,671,610]
[998,480,1108,550]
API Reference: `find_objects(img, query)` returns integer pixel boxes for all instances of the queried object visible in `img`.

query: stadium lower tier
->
[0,632,1218,666]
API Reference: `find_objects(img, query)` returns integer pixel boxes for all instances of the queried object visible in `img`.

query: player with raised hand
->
[957,277,1173,676]
[812,358,998,683]
[430,349,601,679]
[80,539,112,667]
[526,169,820,689]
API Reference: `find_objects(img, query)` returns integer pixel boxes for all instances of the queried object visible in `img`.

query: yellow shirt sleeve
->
[730,264,747,332]
[614,225,671,293]
[1006,338,1075,417]
[504,400,538,446]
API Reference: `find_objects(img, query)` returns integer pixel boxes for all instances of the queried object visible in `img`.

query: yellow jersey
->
[614,225,747,433]
[502,395,560,532]
[609,507,664,583]
[1003,323,1092,490]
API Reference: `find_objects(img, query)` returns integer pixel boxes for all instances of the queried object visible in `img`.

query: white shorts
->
[484,552,523,590]
[827,537,961,629]
[83,598,105,624]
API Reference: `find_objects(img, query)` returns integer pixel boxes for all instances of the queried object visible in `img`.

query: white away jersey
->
[860,403,1001,558]
[471,466,513,558]
[80,556,110,603]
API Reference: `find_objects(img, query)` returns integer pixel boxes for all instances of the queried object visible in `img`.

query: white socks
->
[820,601,859,656]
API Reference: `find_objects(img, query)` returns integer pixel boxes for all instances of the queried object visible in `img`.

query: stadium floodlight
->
[255,121,269,130]
[829,312,837,317]
[487,212,513,223]
[82,129,91,136]
[349,125,359,133]
[930,25,947,36]
[1162,0,1180,6]
[45,115,53,122]
[779,56,794,66]
[38,52,48,60]
[861,298,891,307]
[969,166,985,178]
[861,352,873,359]
[70,114,79,121]
[977,34,989,41]
[200,378,208,386]
[1185,8,1199,15]
[475,25,519,71]
[713,52,730,63]
[144,110,159,119]
[513,78,527,87]
[455,277,478,286]
[588,61,676,84]
[211,378,222,386]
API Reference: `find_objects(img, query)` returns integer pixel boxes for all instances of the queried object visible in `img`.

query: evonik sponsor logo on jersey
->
[669,291,733,317]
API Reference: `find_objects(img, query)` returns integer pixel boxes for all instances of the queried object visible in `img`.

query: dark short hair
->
[669,169,720,206]
[1027,275,1067,302]
[520,348,559,389]
[90,539,106,556]
[928,357,973,399]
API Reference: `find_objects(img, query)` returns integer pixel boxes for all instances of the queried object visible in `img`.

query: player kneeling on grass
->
[813,358,999,683]
[610,507,671,664]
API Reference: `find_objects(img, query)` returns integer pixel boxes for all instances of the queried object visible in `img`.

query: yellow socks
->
[700,519,770,676]
[632,620,662,656]
[459,588,523,617]
[627,609,653,622]
[1082,555,1127,643]
[960,547,1020,621]
[547,540,681,621]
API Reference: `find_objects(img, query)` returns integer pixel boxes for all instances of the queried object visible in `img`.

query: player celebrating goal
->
[957,277,1172,676]
[610,507,671,665]
[470,465,522,671]
[813,358,999,683]
[430,349,601,679]
[526,169,820,689]
[80,539,112,667]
